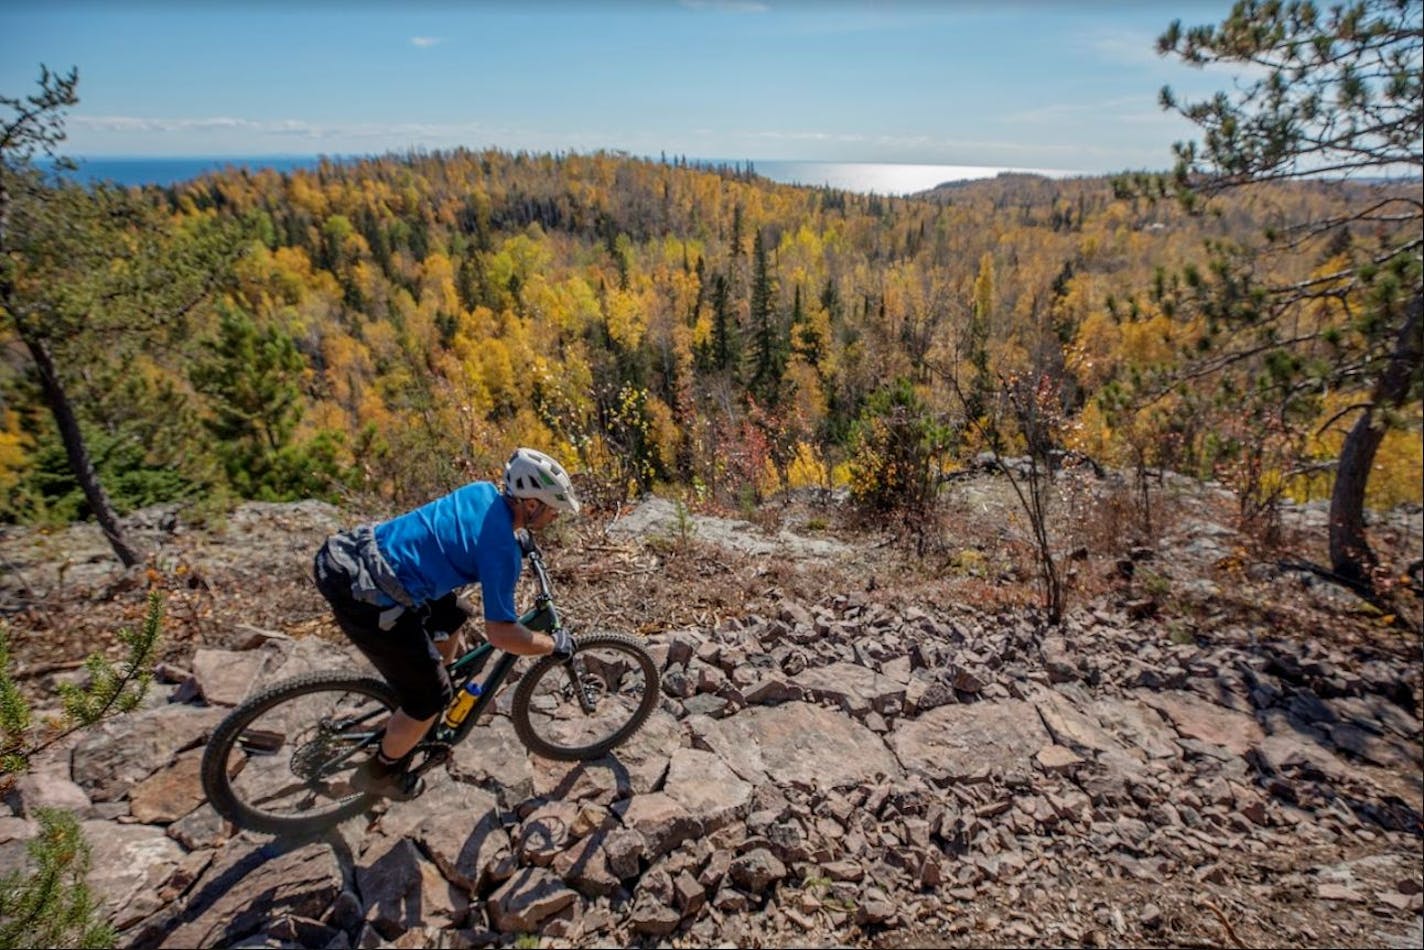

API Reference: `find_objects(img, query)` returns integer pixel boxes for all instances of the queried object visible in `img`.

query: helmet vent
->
[504,447,581,514]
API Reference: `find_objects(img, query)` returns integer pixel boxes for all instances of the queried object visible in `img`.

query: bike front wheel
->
[511,632,661,761]
[200,672,396,836]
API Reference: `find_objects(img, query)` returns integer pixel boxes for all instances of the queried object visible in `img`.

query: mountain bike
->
[199,533,661,836]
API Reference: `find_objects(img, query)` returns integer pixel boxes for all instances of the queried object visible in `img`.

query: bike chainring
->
[409,741,453,777]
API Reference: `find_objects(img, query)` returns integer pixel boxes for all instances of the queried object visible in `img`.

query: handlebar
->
[515,527,538,557]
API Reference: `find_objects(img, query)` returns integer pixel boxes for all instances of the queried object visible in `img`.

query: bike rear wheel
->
[511,632,661,761]
[200,672,396,836]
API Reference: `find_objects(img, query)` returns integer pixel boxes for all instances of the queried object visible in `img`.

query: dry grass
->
[2,469,1418,691]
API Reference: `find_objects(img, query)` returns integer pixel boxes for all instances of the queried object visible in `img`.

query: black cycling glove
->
[551,627,575,661]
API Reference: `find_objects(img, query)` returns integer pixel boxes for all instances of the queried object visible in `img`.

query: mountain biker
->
[312,447,580,800]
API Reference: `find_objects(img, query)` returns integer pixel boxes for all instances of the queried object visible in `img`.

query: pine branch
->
[0,591,163,777]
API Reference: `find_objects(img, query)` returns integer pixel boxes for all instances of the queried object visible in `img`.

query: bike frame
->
[414,534,570,762]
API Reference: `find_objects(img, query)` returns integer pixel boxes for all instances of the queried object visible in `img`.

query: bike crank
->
[409,741,453,777]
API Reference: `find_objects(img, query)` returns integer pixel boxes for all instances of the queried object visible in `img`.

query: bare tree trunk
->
[1329,293,1423,589]
[1330,413,1385,588]
[21,333,142,568]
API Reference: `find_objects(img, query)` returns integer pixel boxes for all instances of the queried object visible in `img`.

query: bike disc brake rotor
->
[213,680,397,832]
[288,727,346,782]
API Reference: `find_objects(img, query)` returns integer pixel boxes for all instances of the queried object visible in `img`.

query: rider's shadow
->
[356,834,467,937]
[138,755,641,947]
[462,755,639,915]
[452,809,517,889]
[535,753,636,802]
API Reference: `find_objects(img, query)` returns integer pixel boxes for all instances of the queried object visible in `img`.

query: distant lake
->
[49,155,334,187]
[753,160,1075,195]
[48,155,1076,196]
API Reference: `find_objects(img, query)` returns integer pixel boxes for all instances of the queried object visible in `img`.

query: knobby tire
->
[200,672,396,836]
[510,631,660,761]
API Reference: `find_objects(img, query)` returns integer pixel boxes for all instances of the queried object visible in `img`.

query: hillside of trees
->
[3,147,1418,523]
[3,3,1419,625]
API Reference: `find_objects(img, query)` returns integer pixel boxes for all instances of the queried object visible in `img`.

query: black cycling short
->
[312,549,466,721]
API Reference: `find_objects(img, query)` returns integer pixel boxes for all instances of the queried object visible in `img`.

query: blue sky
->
[3,0,1242,175]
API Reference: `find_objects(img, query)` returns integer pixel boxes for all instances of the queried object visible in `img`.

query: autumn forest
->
[4,148,1417,520]
[2,1,1421,611]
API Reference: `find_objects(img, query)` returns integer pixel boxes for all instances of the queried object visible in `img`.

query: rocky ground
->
[0,469,1420,949]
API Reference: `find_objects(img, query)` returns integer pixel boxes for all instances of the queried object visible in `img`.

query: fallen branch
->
[12,659,86,681]
[1277,557,1423,633]
[1200,899,1249,950]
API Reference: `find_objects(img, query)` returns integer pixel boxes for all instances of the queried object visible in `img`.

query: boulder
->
[613,792,702,858]
[83,820,187,931]
[888,700,1050,785]
[486,867,577,932]
[729,847,787,894]
[690,702,903,788]
[792,661,906,717]
[661,747,754,831]
[357,837,467,938]
[157,841,344,948]
[71,704,225,802]
[191,647,270,706]
[1140,689,1265,758]
[129,746,206,824]
[411,780,511,895]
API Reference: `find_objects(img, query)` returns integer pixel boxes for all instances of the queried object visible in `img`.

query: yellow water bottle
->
[442,681,482,729]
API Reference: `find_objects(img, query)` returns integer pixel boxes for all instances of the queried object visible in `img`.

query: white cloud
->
[410,36,442,47]
[1000,95,1162,125]
[66,114,497,149]
[744,130,870,144]
[677,0,769,12]
[1083,27,1167,69]
[72,115,275,133]
[1081,24,1271,86]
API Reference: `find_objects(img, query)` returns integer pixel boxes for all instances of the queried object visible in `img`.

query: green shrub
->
[0,593,164,949]
[0,809,115,949]
[1,592,162,778]
[848,377,953,518]
[4,427,208,526]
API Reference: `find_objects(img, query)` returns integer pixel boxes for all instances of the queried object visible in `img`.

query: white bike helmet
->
[504,447,581,514]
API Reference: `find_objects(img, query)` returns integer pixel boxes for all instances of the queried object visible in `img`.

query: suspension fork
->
[567,656,598,714]
[520,548,596,711]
